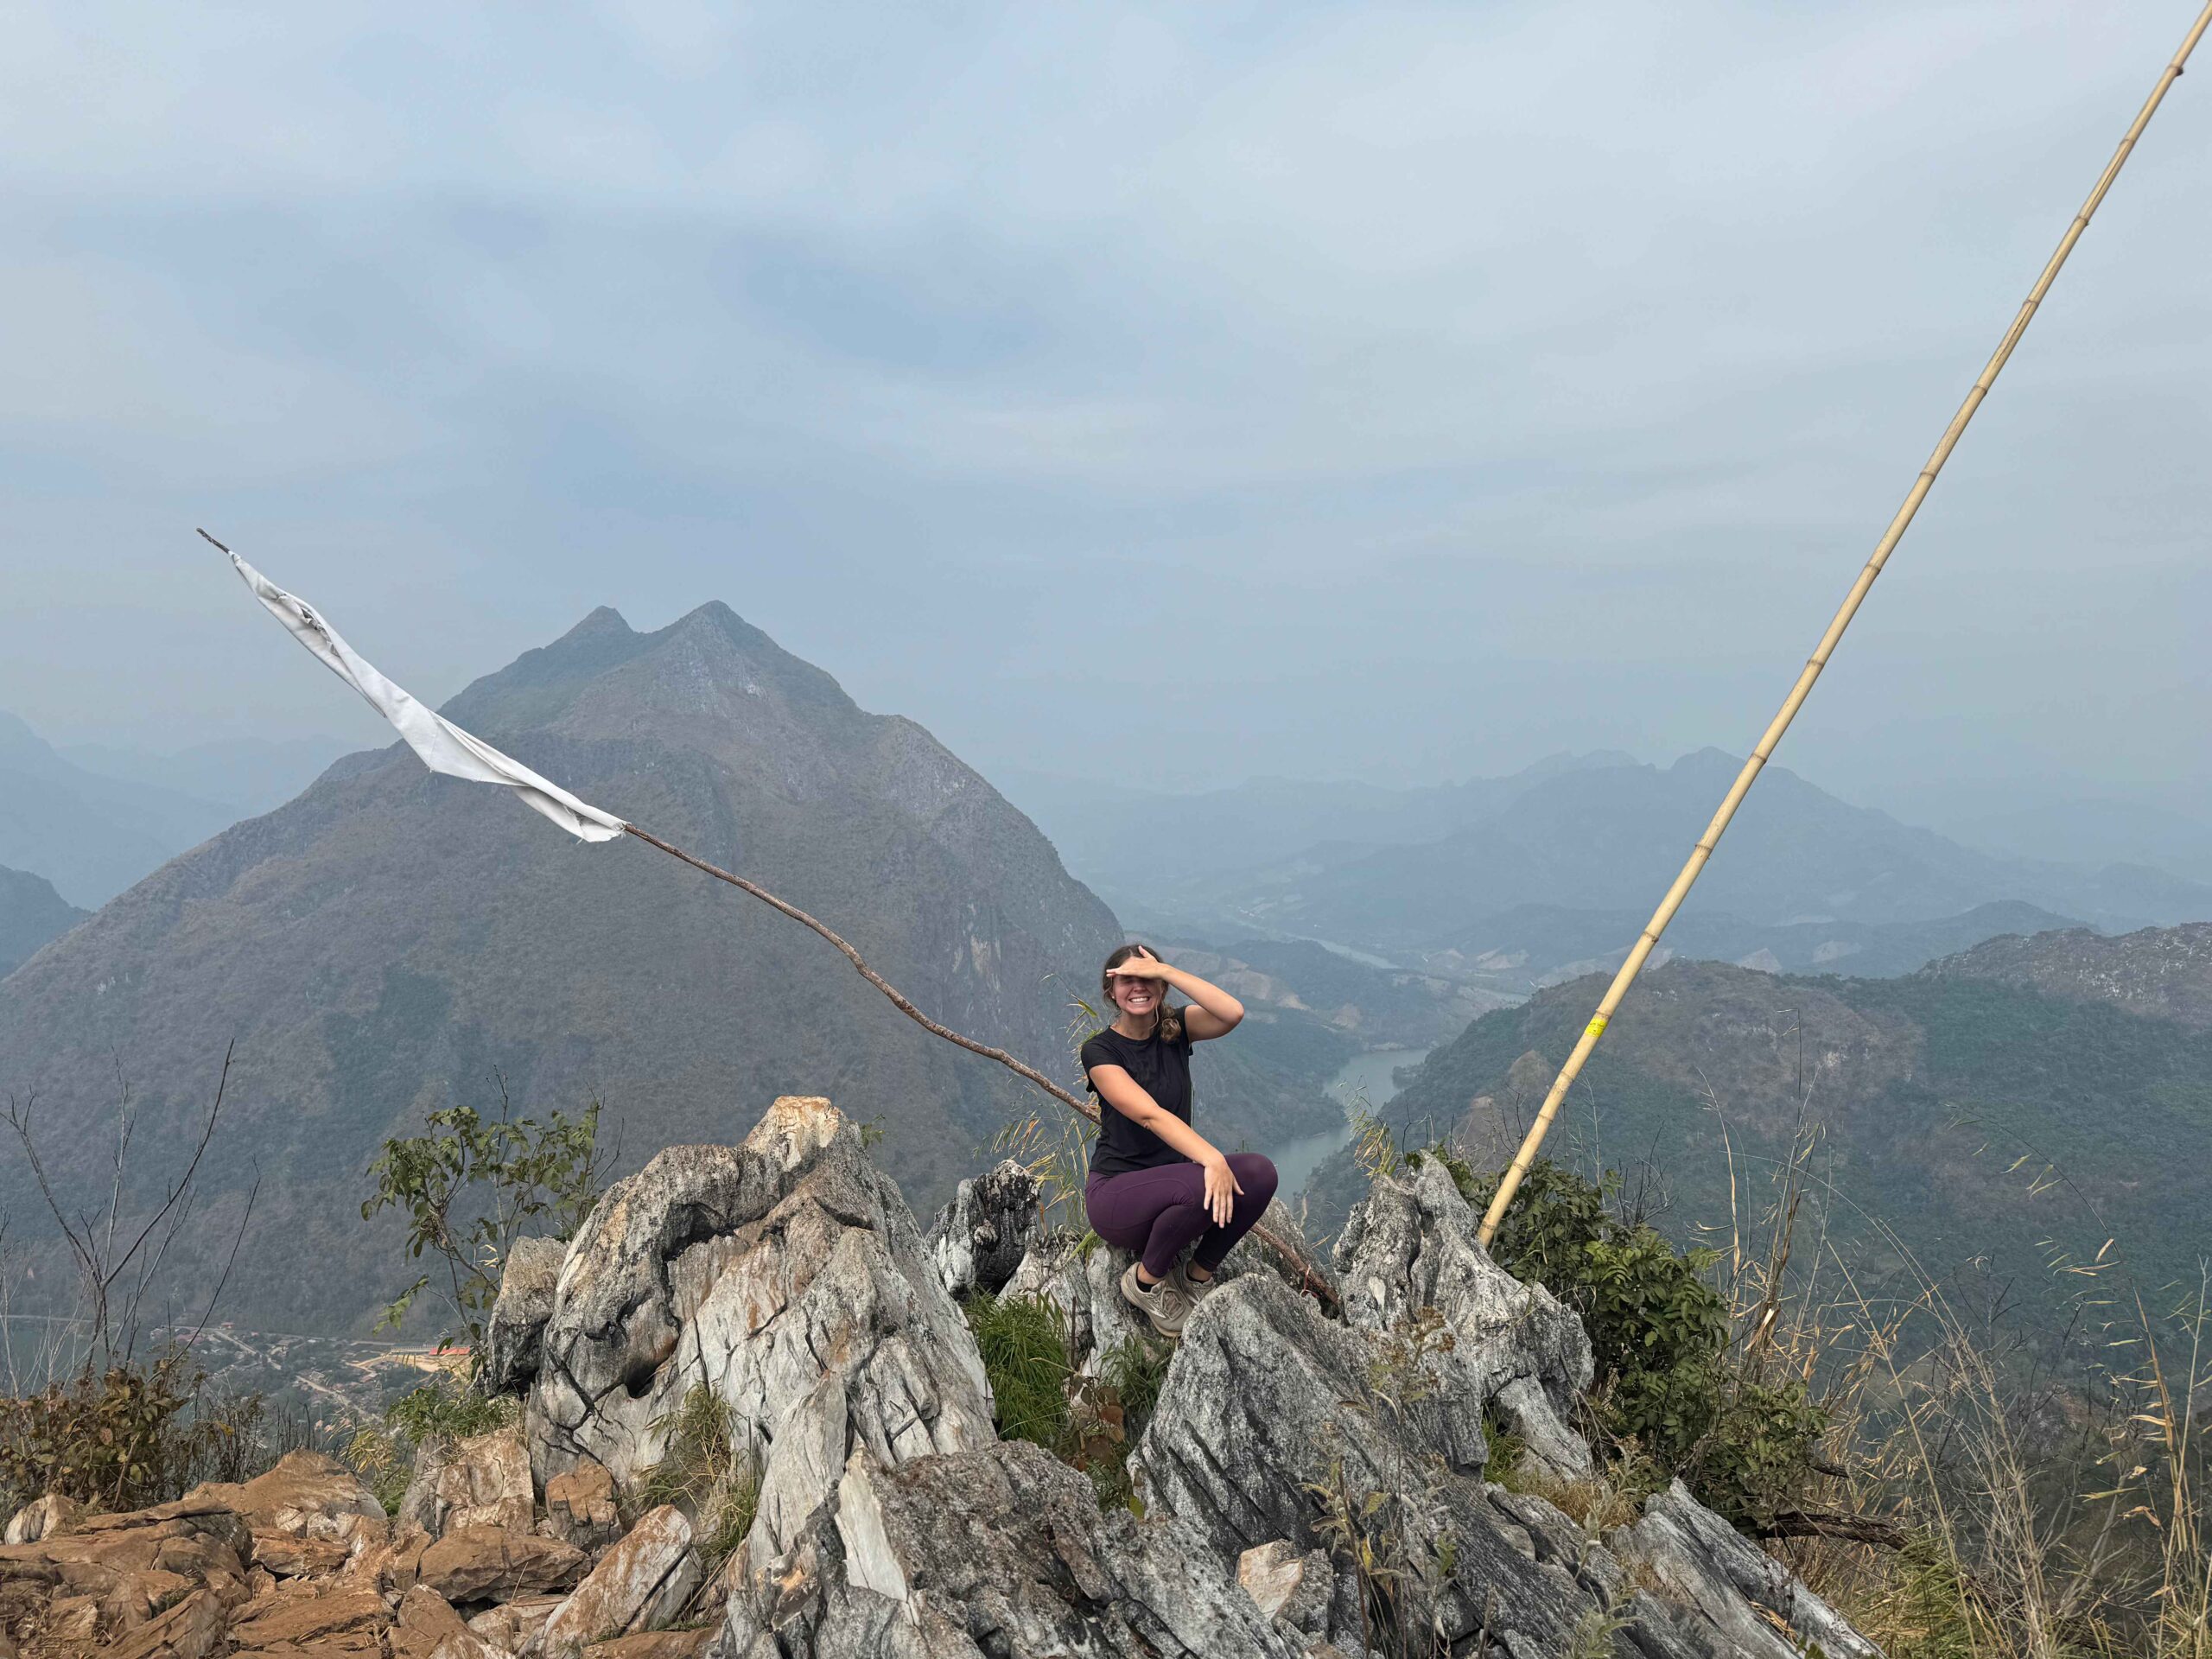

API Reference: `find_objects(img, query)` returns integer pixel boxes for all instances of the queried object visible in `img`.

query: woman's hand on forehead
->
[1107,947,1170,979]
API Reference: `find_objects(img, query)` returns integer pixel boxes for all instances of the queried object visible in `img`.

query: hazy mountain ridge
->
[0,709,238,906]
[0,603,1332,1333]
[57,732,356,824]
[1424,898,2084,992]
[0,865,85,977]
[1225,749,2212,949]
[1015,750,2212,970]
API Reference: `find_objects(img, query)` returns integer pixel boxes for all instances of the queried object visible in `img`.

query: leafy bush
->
[385,1374,517,1447]
[0,1351,297,1515]
[1457,1158,1827,1527]
[360,1092,607,1347]
[963,1292,1073,1453]
[962,1293,1165,1512]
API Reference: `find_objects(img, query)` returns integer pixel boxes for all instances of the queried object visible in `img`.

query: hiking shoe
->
[1171,1262,1218,1306]
[1119,1262,1192,1339]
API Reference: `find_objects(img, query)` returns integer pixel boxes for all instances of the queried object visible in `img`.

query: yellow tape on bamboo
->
[1585,1015,1608,1040]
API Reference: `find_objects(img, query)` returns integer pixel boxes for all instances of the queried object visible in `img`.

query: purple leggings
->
[1084,1154,1280,1278]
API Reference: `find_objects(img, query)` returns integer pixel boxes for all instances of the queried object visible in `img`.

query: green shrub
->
[385,1374,517,1446]
[962,1293,1167,1513]
[0,1349,263,1514]
[360,1093,607,1347]
[963,1292,1073,1452]
[1459,1159,1828,1527]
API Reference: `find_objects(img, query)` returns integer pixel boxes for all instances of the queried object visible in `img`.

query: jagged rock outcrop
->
[481,1234,569,1398]
[925,1160,1045,1300]
[716,1440,1302,1658]
[538,1505,702,1657]
[1335,1157,1594,1480]
[400,1427,536,1539]
[1135,1273,1874,1658]
[517,1096,994,1503]
[2,1093,1883,1659]
[1617,1481,1882,1659]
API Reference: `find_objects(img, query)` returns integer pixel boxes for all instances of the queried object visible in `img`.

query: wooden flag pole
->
[1478,3,2212,1248]
[623,824,1095,1118]
[623,826,1339,1306]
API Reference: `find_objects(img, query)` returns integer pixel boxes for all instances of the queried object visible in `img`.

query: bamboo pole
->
[1477,3,2212,1249]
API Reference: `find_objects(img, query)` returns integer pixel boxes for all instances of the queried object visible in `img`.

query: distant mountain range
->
[0,866,85,976]
[1007,750,2212,970]
[0,711,238,906]
[59,734,357,824]
[1311,924,2212,1340]
[1421,899,2085,993]
[0,603,1338,1333]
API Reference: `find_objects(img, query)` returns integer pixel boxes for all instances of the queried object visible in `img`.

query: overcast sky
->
[2,2,2206,824]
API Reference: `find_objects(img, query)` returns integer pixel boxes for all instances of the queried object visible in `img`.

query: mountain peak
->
[556,605,635,645]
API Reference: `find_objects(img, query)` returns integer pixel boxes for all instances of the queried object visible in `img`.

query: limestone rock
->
[926,1157,1045,1298]
[251,1532,353,1577]
[467,1592,566,1652]
[389,1583,500,1659]
[1618,1478,1882,1659]
[3,1493,77,1546]
[344,1522,431,1596]
[537,1504,702,1659]
[482,1233,570,1395]
[401,1426,537,1539]
[1236,1539,1332,1636]
[101,1586,226,1659]
[718,1440,1303,1658]
[416,1525,585,1603]
[1135,1274,1874,1659]
[226,1583,391,1649]
[1334,1155,1594,1479]
[543,1459,624,1556]
[522,1096,991,1503]
[585,1631,715,1658]
[184,1449,390,1542]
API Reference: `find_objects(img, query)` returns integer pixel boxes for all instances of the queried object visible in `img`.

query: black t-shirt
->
[1081,1019,1196,1179]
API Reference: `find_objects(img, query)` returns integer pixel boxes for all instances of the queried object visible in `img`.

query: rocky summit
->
[0,1090,1889,1656]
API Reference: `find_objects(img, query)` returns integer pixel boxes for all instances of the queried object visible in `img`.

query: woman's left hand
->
[1104,947,1173,982]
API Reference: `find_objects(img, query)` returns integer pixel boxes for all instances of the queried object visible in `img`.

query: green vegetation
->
[638,1386,758,1579]
[1440,1156,1827,1527]
[960,1291,1167,1513]
[0,1349,293,1515]
[360,1092,607,1347]
[341,1374,518,1515]
[1389,958,2212,1347]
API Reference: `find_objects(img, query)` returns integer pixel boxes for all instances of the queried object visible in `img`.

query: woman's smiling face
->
[1109,972,1160,1020]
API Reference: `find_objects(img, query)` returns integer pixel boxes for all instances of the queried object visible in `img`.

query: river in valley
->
[1268,1044,1433,1198]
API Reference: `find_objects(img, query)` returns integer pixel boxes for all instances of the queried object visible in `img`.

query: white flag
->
[227,550,628,843]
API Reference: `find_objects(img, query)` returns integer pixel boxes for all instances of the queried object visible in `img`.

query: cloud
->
[0,2,2204,814]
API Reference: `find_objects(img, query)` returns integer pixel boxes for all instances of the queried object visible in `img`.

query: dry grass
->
[1681,1076,2212,1659]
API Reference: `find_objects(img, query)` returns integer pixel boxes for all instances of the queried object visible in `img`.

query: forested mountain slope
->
[1344,948,2212,1331]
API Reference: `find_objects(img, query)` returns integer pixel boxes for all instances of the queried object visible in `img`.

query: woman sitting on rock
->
[1080,944,1278,1338]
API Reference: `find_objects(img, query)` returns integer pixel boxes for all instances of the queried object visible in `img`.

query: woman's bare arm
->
[1088,1062,1243,1224]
